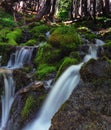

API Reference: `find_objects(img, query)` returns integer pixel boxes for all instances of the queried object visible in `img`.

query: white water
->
[0,46,34,130]
[24,39,104,130]
[7,47,34,69]
[0,74,15,130]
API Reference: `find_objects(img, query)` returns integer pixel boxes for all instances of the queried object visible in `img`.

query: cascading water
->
[0,46,35,130]
[23,39,105,130]
[0,73,15,130]
[7,47,34,69]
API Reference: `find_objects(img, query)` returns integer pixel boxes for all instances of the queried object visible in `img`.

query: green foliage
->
[21,96,35,119]
[56,57,79,79]
[35,64,56,79]
[48,26,81,54]
[58,0,71,20]
[58,11,69,21]
[6,28,22,45]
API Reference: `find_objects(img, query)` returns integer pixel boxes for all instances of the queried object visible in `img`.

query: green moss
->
[0,9,16,27]
[0,44,13,65]
[21,96,35,119]
[35,64,56,79]
[30,24,49,40]
[56,57,79,79]
[34,43,62,65]
[104,40,111,47]
[69,51,81,61]
[85,33,97,40]
[48,26,81,53]
[0,28,11,42]
[78,26,97,40]
[24,39,38,46]
[6,28,22,45]
[31,24,49,34]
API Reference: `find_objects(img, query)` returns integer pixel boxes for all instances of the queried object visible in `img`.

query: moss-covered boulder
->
[35,63,56,80]
[34,43,62,66]
[30,24,49,41]
[24,39,38,46]
[6,28,22,45]
[50,58,111,130]
[48,25,81,53]
[0,28,11,42]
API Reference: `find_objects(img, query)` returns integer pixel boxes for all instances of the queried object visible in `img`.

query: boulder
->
[50,58,111,130]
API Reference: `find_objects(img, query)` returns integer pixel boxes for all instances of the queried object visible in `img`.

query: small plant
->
[21,96,35,119]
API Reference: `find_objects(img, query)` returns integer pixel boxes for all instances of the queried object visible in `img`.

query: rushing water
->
[0,73,15,130]
[23,39,105,130]
[7,47,34,69]
[0,46,35,130]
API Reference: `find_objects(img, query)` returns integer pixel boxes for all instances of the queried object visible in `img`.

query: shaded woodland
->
[1,0,111,23]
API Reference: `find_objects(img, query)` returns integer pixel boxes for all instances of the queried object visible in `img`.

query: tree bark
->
[36,0,51,21]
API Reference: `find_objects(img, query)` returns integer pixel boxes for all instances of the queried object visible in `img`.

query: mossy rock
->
[34,43,62,66]
[0,44,13,65]
[69,51,81,62]
[24,39,38,46]
[30,24,49,39]
[6,28,22,45]
[85,32,97,40]
[48,26,81,53]
[77,26,97,40]
[104,40,111,48]
[35,63,56,80]
[21,96,36,119]
[0,9,16,27]
[0,28,11,42]
[56,57,79,79]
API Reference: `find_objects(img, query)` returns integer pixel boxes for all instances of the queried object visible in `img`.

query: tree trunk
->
[49,0,57,22]
[104,0,110,15]
[36,0,51,21]
[93,0,96,23]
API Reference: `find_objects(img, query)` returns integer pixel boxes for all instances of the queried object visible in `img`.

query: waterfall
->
[23,39,105,130]
[0,73,15,130]
[0,46,34,129]
[7,47,34,69]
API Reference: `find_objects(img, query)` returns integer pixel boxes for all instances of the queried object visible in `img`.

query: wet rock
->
[13,69,32,92]
[50,80,111,130]
[50,59,111,130]
[80,58,111,82]
[6,82,47,130]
